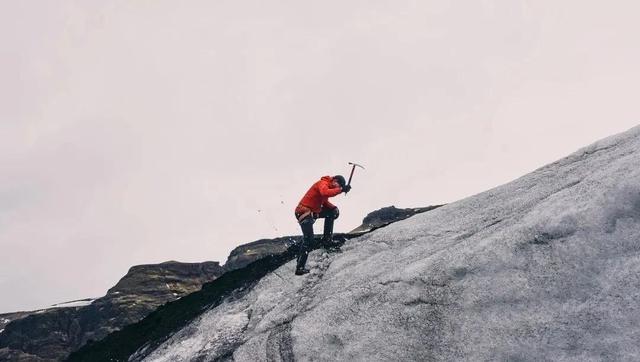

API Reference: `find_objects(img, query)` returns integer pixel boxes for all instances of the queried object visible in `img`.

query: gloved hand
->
[342,184,352,193]
[333,207,340,219]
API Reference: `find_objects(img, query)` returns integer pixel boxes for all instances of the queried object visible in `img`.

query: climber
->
[294,175,351,275]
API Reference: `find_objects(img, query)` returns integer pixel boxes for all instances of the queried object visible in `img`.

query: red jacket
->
[296,176,342,214]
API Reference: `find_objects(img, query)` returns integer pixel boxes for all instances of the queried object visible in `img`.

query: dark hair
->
[333,175,346,188]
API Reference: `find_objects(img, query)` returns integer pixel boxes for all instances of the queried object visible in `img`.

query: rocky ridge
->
[0,261,224,361]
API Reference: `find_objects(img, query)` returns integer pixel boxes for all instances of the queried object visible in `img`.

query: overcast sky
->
[1,1,639,312]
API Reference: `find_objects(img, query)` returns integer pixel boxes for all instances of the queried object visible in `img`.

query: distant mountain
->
[70,126,640,361]
[0,261,224,361]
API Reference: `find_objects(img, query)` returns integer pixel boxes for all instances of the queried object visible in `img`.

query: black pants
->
[294,208,338,270]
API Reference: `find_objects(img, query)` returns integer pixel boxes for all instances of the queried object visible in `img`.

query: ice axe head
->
[347,162,365,188]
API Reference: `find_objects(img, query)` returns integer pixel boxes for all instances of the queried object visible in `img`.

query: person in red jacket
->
[294,175,351,275]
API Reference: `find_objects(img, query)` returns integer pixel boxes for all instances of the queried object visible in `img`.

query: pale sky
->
[1,1,639,312]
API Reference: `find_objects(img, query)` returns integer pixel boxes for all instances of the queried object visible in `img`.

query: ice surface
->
[144,126,640,361]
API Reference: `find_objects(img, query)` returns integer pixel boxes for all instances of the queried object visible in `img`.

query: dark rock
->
[224,237,299,272]
[107,260,223,298]
[350,205,443,233]
[0,312,31,332]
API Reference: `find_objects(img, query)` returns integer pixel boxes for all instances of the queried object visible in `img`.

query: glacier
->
[142,126,640,361]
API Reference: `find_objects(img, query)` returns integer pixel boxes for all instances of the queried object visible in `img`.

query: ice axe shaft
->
[346,162,364,194]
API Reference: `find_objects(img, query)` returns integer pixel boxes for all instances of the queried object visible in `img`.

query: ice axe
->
[345,162,364,195]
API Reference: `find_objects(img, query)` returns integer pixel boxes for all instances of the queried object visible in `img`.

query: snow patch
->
[50,299,95,309]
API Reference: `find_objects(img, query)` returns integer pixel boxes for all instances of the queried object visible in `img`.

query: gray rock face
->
[141,126,640,361]
[0,261,223,361]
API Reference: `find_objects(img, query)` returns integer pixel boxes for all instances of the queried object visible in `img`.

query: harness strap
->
[296,204,317,223]
[297,210,312,223]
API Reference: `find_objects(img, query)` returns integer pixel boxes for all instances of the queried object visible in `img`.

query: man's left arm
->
[318,181,343,197]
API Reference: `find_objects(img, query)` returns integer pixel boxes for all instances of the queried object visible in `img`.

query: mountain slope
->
[79,125,640,361]
[1,205,436,362]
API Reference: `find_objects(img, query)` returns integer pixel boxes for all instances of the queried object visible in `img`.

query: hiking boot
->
[295,267,310,276]
[322,237,342,251]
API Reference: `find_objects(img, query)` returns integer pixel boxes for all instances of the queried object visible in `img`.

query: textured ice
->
[143,126,640,361]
